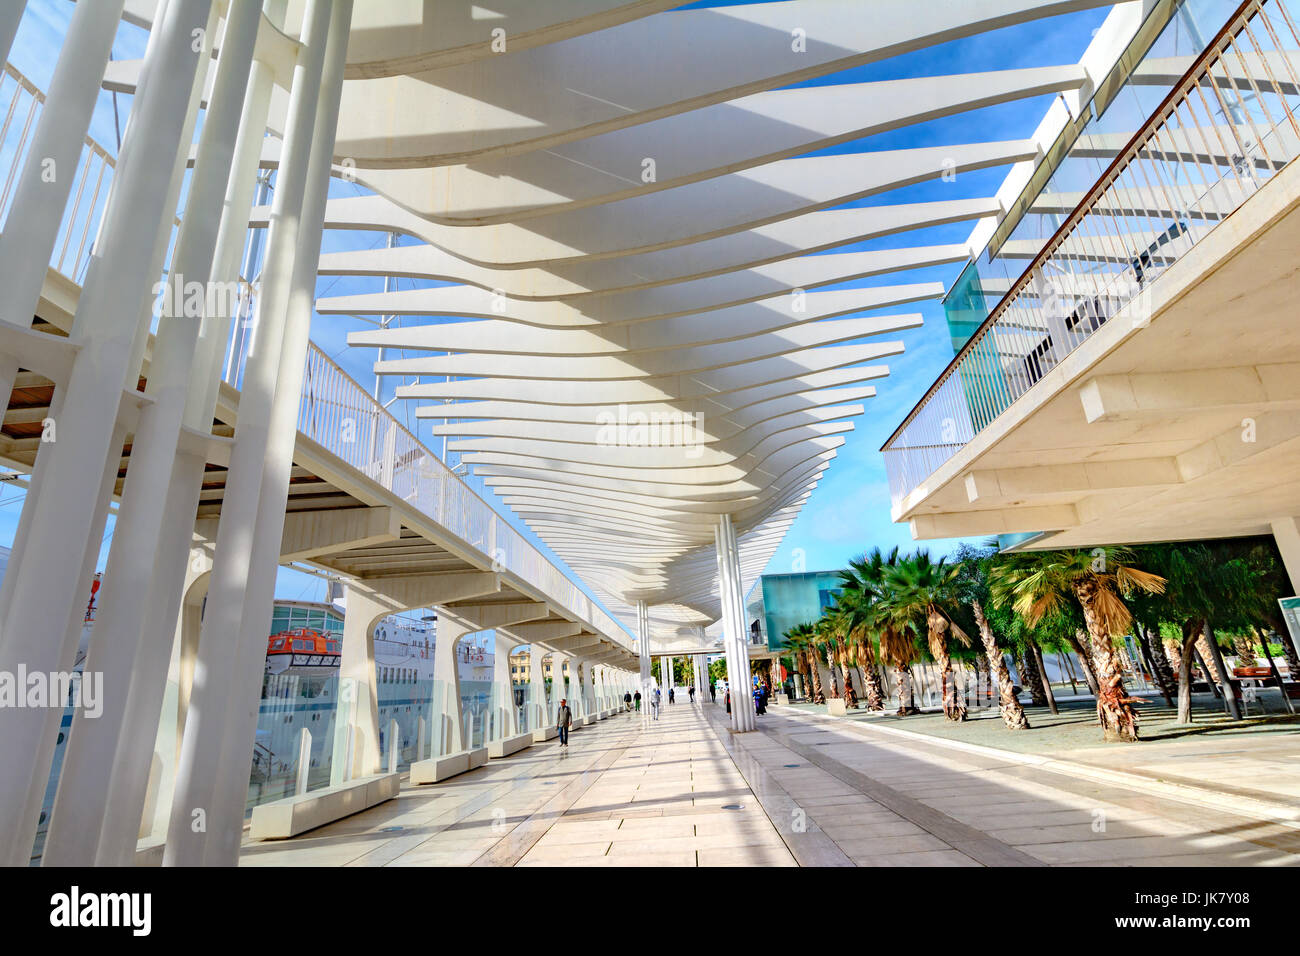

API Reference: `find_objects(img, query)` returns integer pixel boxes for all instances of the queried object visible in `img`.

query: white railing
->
[882,0,1300,509]
[295,345,631,646]
[2,63,630,650]
[0,63,116,284]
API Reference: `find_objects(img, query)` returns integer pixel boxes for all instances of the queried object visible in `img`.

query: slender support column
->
[0,0,212,868]
[45,0,263,868]
[0,1,27,66]
[717,514,757,732]
[636,600,652,729]
[163,0,343,868]
[206,0,354,868]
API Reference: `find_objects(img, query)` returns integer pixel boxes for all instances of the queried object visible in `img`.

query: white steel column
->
[636,600,651,729]
[163,0,341,867]
[0,1,26,67]
[0,0,213,868]
[208,0,355,868]
[717,514,757,732]
[44,0,264,868]
[93,8,279,868]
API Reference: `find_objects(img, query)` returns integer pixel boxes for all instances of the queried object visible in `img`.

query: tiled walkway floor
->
[240,701,1300,866]
[240,701,794,867]
[716,705,1300,867]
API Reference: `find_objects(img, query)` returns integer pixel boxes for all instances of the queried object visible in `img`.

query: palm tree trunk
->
[824,646,840,698]
[835,639,858,709]
[1074,581,1139,742]
[1233,633,1257,668]
[1068,630,1102,698]
[1029,642,1059,715]
[1020,645,1048,707]
[895,665,917,715]
[932,641,965,721]
[860,658,885,711]
[972,599,1029,730]
[806,649,825,704]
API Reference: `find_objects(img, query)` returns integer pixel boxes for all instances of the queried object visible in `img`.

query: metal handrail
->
[881,0,1300,507]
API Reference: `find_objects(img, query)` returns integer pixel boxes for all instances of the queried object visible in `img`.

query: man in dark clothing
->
[633,690,642,712]
[557,698,572,747]
[623,691,632,712]
[688,684,695,703]
[709,683,716,703]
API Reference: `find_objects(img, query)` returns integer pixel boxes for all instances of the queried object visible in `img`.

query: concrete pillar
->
[433,613,473,755]
[492,632,519,738]
[550,653,568,714]
[330,588,385,785]
[528,646,547,729]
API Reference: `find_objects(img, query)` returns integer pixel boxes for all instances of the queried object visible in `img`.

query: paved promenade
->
[241,701,793,867]
[241,700,1300,867]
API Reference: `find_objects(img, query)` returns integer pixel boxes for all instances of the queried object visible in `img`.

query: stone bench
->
[410,747,488,784]
[488,731,532,758]
[825,698,848,716]
[580,714,595,726]
[249,772,400,840]
[532,724,558,742]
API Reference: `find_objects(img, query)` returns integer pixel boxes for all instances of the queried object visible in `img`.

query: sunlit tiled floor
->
[240,701,794,867]
[240,698,1300,867]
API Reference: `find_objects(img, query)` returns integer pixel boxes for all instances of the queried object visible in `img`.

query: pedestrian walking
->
[668,687,675,705]
[557,698,572,748]
[623,691,632,712]
[634,690,641,712]
[688,684,695,703]
[709,683,716,703]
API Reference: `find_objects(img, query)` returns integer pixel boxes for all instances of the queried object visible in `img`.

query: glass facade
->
[756,571,847,650]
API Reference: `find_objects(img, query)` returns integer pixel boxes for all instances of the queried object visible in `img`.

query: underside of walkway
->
[240,701,1300,867]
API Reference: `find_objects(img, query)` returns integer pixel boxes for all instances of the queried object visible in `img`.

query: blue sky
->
[0,0,1113,615]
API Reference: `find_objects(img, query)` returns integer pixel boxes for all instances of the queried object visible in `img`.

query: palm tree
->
[836,549,898,711]
[782,623,819,702]
[988,547,1165,741]
[953,544,1030,730]
[813,614,851,705]
[875,551,972,721]
[818,605,859,709]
